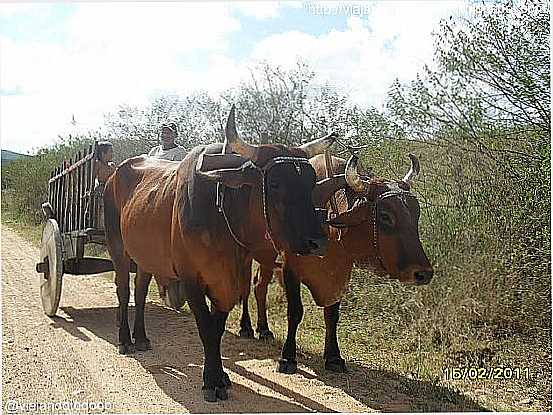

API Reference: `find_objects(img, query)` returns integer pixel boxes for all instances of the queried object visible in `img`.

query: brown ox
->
[239,153,434,374]
[103,107,346,402]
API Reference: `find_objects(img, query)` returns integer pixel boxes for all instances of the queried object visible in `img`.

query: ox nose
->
[306,237,328,256]
[415,270,434,285]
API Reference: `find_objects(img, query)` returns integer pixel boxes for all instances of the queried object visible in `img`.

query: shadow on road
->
[56,303,488,413]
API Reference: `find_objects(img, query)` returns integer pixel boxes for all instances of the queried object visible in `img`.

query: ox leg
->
[323,302,347,372]
[277,266,303,374]
[255,266,274,340]
[184,281,230,402]
[239,261,254,339]
[133,269,152,351]
[239,298,255,338]
[103,185,134,355]
[114,261,134,355]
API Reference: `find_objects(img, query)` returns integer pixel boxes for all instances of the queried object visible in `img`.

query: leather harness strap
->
[324,150,342,241]
[367,184,417,271]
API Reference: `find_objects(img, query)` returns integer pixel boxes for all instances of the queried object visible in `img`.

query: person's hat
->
[160,122,178,134]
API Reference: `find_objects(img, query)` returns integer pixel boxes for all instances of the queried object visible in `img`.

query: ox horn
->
[225,105,258,161]
[298,131,338,158]
[345,154,365,193]
[402,153,420,183]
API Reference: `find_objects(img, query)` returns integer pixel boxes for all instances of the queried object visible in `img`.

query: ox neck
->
[219,183,273,250]
[218,155,312,265]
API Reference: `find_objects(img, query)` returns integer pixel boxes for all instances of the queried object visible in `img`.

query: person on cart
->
[148,122,186,161]
[95,141,116,183]
[91,141,116,230]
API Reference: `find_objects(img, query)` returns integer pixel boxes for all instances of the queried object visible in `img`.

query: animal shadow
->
[57,303,488,413]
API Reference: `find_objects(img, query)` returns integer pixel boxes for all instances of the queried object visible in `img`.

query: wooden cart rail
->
[45,142,99,234]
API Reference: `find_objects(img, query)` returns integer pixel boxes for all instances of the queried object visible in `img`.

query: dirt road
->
[2,226,486,413]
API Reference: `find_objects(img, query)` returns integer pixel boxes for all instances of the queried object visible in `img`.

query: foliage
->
[103,92,225,162]
[2,135,94,224]
[380,0,551,341]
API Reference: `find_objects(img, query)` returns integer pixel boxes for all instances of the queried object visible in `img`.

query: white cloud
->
[1,1,469,153]
[66,3,240,54]
[230,1,283,20]
[0,4,36,18]
[1,3,242,153]
[251,1,467,108]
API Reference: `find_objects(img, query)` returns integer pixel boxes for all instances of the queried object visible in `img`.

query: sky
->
[0,1,469,154]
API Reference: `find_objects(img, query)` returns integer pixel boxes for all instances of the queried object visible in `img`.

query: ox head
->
[327,154,434,285]
[198,106,346,256]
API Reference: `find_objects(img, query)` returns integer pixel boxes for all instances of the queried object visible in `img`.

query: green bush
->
[2,136,93,224]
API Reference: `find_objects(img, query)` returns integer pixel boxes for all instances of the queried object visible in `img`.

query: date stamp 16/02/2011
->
[443,367,530,381]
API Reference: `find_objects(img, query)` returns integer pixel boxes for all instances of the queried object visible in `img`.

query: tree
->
[103,93,225,161]
[224,61,377,146]
[388,0,550,163]
[387,0,551,333]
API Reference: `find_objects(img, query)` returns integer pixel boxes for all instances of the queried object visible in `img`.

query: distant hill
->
[1,149,29,165]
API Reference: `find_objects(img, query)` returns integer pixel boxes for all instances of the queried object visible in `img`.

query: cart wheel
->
[163,280,187,310]
[39,219,63,316]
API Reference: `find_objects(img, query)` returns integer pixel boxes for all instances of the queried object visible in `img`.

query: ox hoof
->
[239,327,255,339]
[222,372,232,388]
[202,387,229,402]
[258,329,274,341]
[325,358,348,373]
[118,343,135,355]
[216,386,229,400]
[277,359,297,374]
[134,339,152,352]
[203,388,217,403]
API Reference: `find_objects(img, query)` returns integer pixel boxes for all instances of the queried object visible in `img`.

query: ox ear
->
[312,175,347,207]
[327,205,369,228]
[198,161,260,189]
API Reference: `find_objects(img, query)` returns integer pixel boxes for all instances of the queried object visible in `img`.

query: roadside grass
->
[4,216,550,412]
[224,268,552,412]
[1,210,43,245]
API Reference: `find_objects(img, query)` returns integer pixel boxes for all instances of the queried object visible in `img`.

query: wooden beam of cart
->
[48,152,95,184]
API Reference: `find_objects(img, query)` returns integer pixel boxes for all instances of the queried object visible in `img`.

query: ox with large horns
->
[238,153,434,374]
[103,106,348,402]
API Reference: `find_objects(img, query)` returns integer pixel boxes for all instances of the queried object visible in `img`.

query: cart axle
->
[36,258,115,276]
[36,262,48,274]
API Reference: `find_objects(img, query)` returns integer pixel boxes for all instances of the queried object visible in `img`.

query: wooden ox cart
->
[35,142,116,316]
